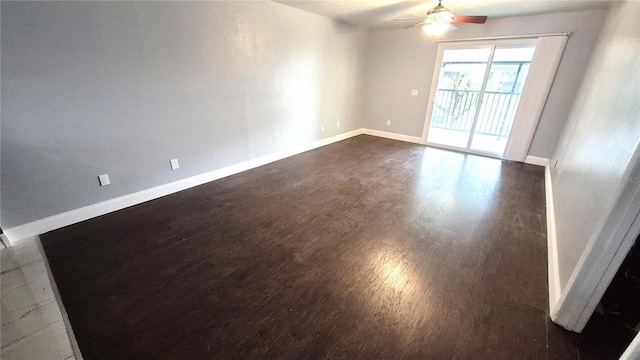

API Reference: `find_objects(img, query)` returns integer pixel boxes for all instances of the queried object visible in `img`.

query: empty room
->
[1,0,639,359]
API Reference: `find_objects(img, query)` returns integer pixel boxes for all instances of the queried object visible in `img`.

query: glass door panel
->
[427,48,491,148]
[470,45,535,155]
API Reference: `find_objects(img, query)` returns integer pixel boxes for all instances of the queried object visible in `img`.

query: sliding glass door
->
[426,43,535,157]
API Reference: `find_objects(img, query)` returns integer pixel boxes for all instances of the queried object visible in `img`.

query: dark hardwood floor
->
[40,135,591,359]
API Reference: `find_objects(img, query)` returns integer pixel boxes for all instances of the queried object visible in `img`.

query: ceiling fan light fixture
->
[428,11,454,23]
[396,1,486,31]
[422,22,451,36]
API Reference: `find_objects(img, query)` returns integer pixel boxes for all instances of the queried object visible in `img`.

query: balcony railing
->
[430,89,521,138]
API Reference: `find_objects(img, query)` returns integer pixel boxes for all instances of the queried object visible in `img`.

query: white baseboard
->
[361,129,423,144]
[3,129,364,244]
[525,155,549,167]
[3,129,551,247]
[513,153,562,314]
[0,233,9,249]
[545,163,562,315]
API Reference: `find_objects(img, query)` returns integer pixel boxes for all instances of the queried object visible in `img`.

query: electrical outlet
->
[321,125,325,132]
[411,89,419,96]
[170,159,179,170]
[98,174,110,186]
[337,122,340,128]
[386,120,391,126]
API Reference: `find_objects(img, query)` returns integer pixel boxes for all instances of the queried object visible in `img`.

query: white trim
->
[545,163,562,314]
[361,129,423,144]
[0,233,9,249]
[551,151,640,332]
[574,208,640,329]
[620,331,640,360]
[1,129,558,246]
[424,141,503,160]
[435,32,571,43]
[3,129,364,244]
[420,42,446,144]
[521,155,561,314]
[525,156,549,167]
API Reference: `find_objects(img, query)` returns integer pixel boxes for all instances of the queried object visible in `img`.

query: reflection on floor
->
[32,135,631,359]
[1,237,78,360]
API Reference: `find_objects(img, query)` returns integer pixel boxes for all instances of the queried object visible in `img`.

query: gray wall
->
[550,1,640,290]
[1,1,366,228]
[360,9,606,158]
[1,1,627,234]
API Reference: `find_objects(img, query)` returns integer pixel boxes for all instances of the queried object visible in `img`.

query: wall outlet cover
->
[98,174,110,186]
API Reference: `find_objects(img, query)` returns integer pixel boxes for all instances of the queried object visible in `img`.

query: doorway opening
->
[573,235,640,359]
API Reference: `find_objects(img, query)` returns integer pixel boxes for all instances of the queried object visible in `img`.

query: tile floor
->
[1,237,80,360]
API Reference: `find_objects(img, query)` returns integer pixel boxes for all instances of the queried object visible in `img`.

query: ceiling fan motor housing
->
[426,3,454,23]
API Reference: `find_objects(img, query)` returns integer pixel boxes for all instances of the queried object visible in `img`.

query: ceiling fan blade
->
[394,18,423,21]
[403,21,427,29]
[452,15,488,24]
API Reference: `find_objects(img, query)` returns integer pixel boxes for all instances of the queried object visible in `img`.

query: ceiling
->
[275,0,614,29]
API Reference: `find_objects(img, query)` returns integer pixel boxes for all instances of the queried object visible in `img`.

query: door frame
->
[551,151,640,332]
[420,39,537,158]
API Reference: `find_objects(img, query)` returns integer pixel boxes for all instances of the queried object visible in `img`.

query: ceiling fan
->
[395,0,488,36]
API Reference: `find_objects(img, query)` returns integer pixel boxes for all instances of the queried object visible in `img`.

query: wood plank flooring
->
[41,135,580,359]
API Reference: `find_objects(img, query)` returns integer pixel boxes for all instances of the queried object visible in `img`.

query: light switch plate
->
[411,89,419,96]
[170,159,179,170]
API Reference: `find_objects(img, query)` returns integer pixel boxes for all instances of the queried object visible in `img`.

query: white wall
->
[550,1,640,291]
[1,1,366,229]
[360,9,606,158]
